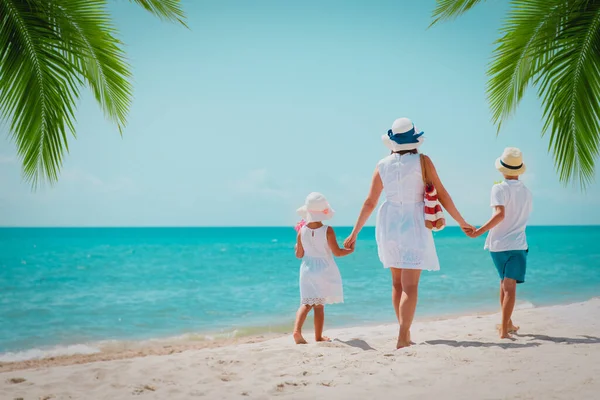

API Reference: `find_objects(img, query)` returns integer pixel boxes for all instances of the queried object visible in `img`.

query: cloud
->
[230,168,290,199]
[0,155,16,164]
[61,168,137,194]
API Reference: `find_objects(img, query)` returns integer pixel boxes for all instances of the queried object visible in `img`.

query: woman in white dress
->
[344,118,472,349]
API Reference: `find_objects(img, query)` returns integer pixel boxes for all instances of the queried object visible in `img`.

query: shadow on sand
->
[424,339,540,349]
[335,339,376,351]
[516,334,600,345]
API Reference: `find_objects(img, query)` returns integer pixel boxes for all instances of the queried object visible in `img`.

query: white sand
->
[2,299,599,400]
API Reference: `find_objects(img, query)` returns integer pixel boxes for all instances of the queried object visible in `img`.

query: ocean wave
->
[514,301,536,310]
[0,344,101,363]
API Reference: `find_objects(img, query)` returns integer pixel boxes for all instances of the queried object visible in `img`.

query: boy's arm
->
[327,227,353,257]
[468,206,505,238]
[295,231,304,258]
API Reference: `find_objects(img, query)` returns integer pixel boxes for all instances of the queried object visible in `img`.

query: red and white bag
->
[420,155,446,231]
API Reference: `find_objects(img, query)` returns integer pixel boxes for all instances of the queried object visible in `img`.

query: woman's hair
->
[391,149,419,155]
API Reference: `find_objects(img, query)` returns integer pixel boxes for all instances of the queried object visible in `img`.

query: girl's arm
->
[295,231,304,258]
[422,155,473,232]
[468,206,505,238]
[344,167,383,249]
[327,227,353,257]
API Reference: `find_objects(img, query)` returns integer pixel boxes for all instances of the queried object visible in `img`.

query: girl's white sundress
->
[299,225,344,305]
[376,153,440,271]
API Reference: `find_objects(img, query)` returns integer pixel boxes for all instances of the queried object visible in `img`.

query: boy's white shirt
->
[484,180,533,252]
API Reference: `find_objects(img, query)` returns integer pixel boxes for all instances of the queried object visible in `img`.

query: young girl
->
[293,192,353,344]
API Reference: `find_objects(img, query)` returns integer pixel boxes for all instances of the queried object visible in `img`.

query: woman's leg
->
[390,268,403,323]
[397,269,421,349]
[293,304,312,344]
[313,305,330,341]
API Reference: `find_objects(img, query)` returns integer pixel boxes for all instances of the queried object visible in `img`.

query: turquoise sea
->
[1,226,599,361]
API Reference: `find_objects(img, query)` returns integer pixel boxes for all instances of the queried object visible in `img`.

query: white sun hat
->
[496,147,526,176]
[296,192,335,222]
[381,117,425,152]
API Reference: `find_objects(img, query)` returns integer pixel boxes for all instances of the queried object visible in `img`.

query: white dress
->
[376,153,440,271]
[299,225,344,305]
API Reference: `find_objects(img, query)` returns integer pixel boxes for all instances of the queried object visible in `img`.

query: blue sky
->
[1,0,599,227]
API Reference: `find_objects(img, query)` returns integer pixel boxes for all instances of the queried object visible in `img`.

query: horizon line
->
[0,225,598,229]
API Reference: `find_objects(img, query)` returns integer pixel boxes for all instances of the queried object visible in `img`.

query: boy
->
[467,148,532,339]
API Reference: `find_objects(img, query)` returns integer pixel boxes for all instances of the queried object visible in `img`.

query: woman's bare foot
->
[315,336,331,342]
[496,323,520,333]
[293,332,307,344]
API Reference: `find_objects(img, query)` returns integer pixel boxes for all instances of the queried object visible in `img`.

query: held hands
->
[461,222,484,238]
[343,234,357,251]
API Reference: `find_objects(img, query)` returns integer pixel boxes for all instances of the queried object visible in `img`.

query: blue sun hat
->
[381,117,425,152]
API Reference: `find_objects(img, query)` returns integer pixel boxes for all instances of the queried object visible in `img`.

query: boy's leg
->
[313,305,329,341]
[500,278,517,339]
[497,282,519,333]
[293,305,312,344]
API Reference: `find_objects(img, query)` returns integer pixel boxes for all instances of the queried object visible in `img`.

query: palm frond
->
[537,1,600,186]
[431,0,487,26]
[0,0,81,185]
[0,0,186,187]
[129,0,187,27]
[486,0,566,131]
[49,0,132,134]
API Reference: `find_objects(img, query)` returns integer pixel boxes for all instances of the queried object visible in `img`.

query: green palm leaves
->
[433,0,600,187]
[0,0,185,186]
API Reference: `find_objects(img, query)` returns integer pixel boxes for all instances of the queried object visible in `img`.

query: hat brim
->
[495,158,526,176]
[382,135,424,152]
[296,205,335,222]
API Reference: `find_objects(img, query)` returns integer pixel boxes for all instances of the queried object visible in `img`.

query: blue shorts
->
[490,250,528,283]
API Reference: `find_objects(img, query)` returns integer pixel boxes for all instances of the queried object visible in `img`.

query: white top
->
[298,225,344,305]
[374,154,440,270]
[485,180,533,252]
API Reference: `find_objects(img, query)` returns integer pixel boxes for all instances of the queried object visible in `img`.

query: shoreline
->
[1,297,597,374]
[2,298,599,399]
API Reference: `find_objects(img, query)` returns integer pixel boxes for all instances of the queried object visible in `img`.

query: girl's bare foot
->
[396,337,411,349]
[396,329,411,349]
[293,332,307,344]
[315,336,331,342]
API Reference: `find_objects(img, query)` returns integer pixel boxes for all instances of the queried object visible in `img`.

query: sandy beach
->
[2,299,599,400]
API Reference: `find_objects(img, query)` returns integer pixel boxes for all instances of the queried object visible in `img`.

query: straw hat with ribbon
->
[382,117,425,152]
[496,147,526,176]
[296,192,335,223]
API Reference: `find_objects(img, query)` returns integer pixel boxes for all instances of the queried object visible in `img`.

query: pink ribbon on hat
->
[308,208,330,215]
[294,219,307,232]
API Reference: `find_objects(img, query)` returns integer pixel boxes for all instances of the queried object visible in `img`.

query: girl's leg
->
[397,269,421,349]
[313,305,330,341]
[390,268,403,323]
[293,304,312,344]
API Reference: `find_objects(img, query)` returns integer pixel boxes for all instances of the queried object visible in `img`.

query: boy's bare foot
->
[499,331,512,339]
[496,323,520,333]
[315,336,331,342]
[293,332,307,344]
[498,327,513,339]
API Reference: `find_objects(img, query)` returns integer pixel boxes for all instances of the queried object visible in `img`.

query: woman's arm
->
[468,206,505,238]
[327,227,353,257]
[295,231,304,258]
[422,155,473,231]
[344,167,383,249]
